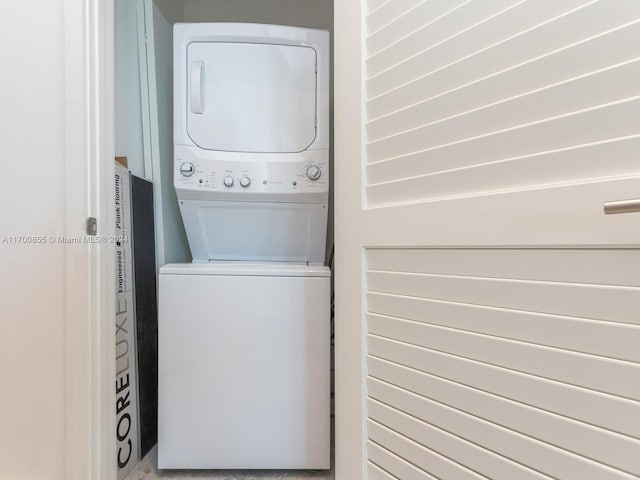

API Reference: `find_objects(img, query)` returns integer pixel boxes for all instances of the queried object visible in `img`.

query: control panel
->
[174,146,329,196]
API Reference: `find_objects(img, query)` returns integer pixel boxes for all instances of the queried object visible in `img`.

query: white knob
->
[240,176,251,188]
[306,165,321,181]
[223,176,234,187]
[179,162,195,177]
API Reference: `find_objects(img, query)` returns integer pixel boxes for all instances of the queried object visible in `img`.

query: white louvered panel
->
[367,136,640,204]
[366,97,640,188]
[367,0,390,15]
[368,55,640,143]
[366,0,476,58]
[368,442,436,480]
[367,292,640,362]
[368,314,640,401]
[368,420,487,479]
[366,0,620,98]
[364,0,640,208]
[368,460,402,480]
[366,0,425,36]
[368,398,550,480]
[368,465,395,480]
[367,248,640,287]
[363,0,393,14]
[367,271,640,325]
[367,93,640,165]
[367,19,640,122]
[368,335,640,440]
[367,357,640,473]
[368,6,640,117]
[357,1,640,479]
[367,58,640,163]
[368,377,637,479]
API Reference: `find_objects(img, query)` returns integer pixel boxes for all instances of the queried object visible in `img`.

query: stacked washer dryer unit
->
[158,23,330,470]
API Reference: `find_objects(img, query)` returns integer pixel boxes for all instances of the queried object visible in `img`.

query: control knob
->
[179,162,195,177]
[306,165,321,181]
[223,176,234,187]
[240,176,251,188]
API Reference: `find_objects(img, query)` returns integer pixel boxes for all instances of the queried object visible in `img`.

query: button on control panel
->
[240,176,251,188]
[223,176,234,187]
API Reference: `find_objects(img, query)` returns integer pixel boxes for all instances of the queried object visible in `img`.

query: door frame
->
[64,0,116,478]
[334,0,367,479]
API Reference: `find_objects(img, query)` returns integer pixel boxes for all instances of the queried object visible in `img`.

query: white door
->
[1,0,116,479]
[335,1,640,479]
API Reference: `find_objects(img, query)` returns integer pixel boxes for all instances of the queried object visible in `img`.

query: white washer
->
[159,23,331,470]
[158,263,330,469]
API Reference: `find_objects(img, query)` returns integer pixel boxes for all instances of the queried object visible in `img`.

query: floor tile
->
[125,447,334,480]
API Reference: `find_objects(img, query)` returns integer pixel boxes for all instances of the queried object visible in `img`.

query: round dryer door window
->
[186,41,317,153]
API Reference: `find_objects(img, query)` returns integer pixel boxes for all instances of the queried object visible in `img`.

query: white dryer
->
[158,23,331,470]
[172,22,329,264]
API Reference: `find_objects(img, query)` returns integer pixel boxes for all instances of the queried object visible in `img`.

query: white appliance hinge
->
[86,217,98,236]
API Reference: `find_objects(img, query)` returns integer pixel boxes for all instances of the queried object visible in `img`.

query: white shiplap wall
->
[363,1,640,479]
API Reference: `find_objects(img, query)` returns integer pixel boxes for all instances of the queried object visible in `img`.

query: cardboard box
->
[115,161,140,479]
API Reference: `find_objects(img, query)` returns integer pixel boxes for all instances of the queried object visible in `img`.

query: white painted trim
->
[63,1,90,476]
[334,0,367,478]
[138,0,167,267]
[64,0,116,478]
[93,1,117,477]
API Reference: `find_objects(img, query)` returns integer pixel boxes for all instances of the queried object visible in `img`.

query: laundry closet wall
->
[115,0,190,267]
[152,0,191,265]
[183,0,332,28]
[115,0,145,179]
[155,0,183,24]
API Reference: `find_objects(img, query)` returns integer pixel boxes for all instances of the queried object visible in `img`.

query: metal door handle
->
[603,198,640,215]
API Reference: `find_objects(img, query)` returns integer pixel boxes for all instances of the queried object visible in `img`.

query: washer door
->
[186,41,317,153]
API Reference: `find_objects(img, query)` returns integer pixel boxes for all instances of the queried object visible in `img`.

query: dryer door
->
[186,42,317,153]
